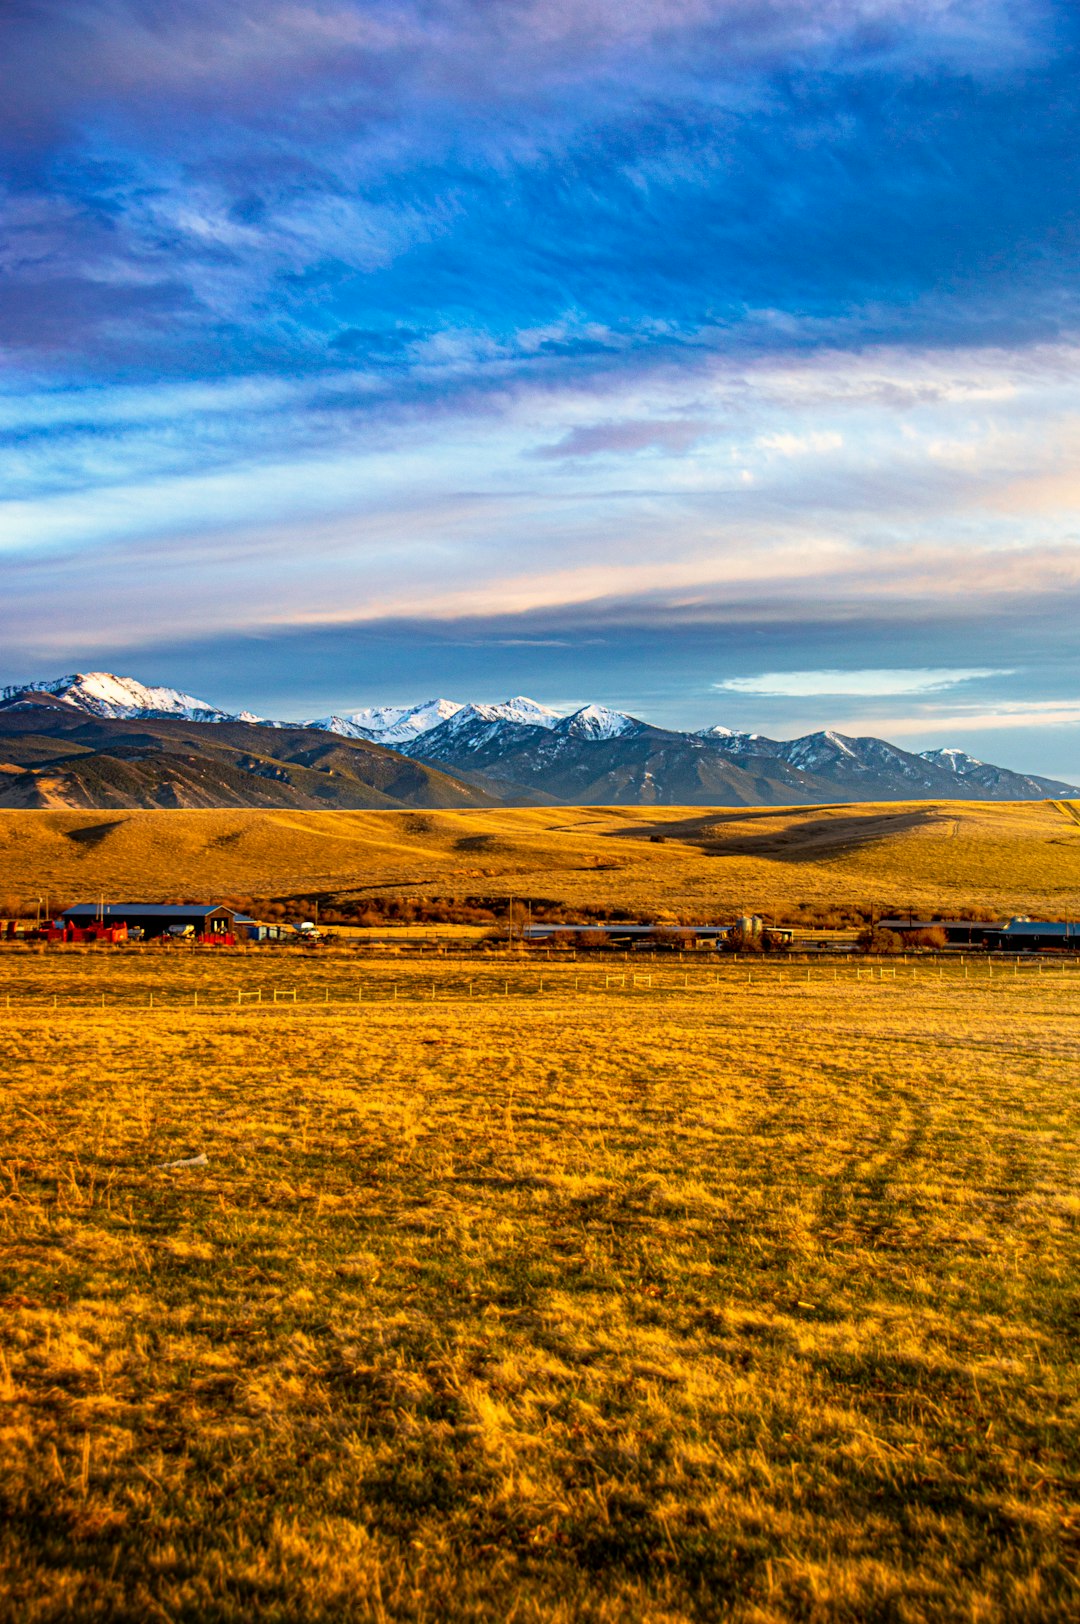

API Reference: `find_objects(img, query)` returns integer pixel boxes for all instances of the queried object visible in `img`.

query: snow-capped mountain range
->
[1,671,263,725]
[307,695,561,742]
[1,671,1077,805]
[301,695,633,744]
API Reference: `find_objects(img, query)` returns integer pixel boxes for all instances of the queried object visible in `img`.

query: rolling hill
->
[3,799,1079,921]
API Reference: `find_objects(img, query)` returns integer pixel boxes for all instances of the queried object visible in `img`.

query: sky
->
[2,0,1080,775]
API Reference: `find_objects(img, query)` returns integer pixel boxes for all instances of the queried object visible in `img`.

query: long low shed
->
[879,918,1005,945]
[985,919,1080,951]
[521,923,741,943]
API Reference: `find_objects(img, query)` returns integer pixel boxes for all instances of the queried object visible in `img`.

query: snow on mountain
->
[304,698,465,743]
[5,673,1078,801]
[918,746,1079,797]
[2,672,261,724]
[556,704,638,741]
[920,747,984,774]
[306,695,564,745]
[463,697,564,730]
[300,714,376,740]
[398,699,572,765]
[774,730,949,782]
[776,730,863,770]
[698,725,779,752]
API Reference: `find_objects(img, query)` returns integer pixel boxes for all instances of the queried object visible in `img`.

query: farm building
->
[521,921,794,948]
[244,922,294,942]
[984,918,1080,951]
[879,918,1005,945]
[522,922,724,948]
[523,922,726,945]
[59,903,250,944]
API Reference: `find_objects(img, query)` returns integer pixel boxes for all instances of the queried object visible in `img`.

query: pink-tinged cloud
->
[2,2,1031,117]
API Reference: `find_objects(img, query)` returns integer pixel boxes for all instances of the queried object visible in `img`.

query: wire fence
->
[2,956,1079,1012]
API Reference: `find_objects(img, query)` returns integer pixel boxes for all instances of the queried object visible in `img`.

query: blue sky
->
[2,1,1080,774]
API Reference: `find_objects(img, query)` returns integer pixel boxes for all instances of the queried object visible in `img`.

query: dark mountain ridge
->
[1,679,1076,809]
[406,709,1080,806]
[0,694,501,811]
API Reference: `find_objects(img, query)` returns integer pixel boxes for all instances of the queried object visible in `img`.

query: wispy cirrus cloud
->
[1,0,1073,378]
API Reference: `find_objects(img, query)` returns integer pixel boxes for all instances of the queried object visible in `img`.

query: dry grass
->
[1051,800,1080,829]
[3,951,1080,1620]
[3,798,1080,920]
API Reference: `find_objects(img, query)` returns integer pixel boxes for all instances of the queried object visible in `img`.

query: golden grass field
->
[3,797,1080,919]
[3,948,1080,1621]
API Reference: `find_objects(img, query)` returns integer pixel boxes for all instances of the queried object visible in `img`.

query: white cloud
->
[755,431,844,456]
[841,701,1080,736]
[8,339,1080,659]
[715,667,1013,698]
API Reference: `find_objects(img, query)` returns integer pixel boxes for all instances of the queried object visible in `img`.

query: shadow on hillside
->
[61,819,127,849]
[617,806,944,862]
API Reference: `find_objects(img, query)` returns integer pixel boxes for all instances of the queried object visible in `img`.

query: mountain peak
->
[778,729,860,769]
[305,695,564,745]
[558,704,637,740]
[699,725,778,751]
[304,698,465,743]
[1,671,258,724]
[472,697,564,728]
[922,747,986,773]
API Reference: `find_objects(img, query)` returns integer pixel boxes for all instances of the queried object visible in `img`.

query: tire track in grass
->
[1051,798,1080,827]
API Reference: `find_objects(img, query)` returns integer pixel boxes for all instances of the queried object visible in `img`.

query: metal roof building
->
[879,918,1004,945]
[986,918,1080,950]
[523,922,732,940]
[61,903,241,940]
